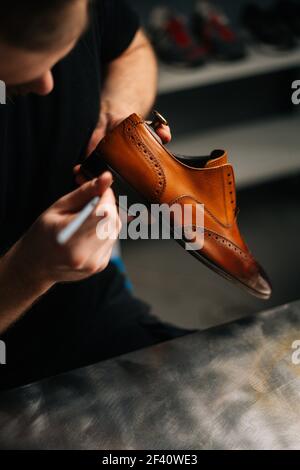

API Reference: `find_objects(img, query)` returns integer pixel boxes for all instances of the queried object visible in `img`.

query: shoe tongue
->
[205,150,228,167]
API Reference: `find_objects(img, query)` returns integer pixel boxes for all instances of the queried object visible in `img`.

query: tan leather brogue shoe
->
[81,113,272,299]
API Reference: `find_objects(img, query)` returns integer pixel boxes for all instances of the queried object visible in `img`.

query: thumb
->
[86,127,106,157]
[57,171,113,212]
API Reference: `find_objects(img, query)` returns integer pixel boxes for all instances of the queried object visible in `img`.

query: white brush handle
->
[56,196,100,245]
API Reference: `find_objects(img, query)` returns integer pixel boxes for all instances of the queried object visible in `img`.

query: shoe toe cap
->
[201,231,272,299]
[247,264,272,300]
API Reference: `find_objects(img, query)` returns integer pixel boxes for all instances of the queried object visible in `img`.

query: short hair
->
[0,0,88,51]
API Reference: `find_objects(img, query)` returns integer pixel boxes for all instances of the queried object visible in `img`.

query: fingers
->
[86,127,105,157]
[57,171,113,212]
[155,124,172,144]
[68,188,121,273]
[73,165,87,186]
[97,186,116,210]
[95,172,113,196]
[68,187,118,243]
[75,120,172,188]
[73,165,81,175]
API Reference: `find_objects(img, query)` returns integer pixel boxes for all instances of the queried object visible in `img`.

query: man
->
[0,0,188,390]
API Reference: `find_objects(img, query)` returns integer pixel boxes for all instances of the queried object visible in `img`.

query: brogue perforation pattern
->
[205,229,251,261]
[125,122,166,201]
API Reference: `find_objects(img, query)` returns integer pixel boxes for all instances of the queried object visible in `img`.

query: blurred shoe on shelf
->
[242,3,296,51]
[148,7,208,68]
[192,0,247,62]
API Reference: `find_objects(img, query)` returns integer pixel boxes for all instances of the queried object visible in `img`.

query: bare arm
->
[87,29,166,155]
[102,30,158,120]
[0,173,120,335]
[0,245,51,335]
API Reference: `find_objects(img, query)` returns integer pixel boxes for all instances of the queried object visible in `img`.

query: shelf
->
[158,47,300,94]
[168,114,300,188]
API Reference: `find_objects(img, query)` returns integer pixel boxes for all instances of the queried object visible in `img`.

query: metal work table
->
[1,301,300,450]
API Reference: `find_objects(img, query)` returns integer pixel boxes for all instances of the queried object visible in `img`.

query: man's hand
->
[16,172,121,284]
[86,107,172,158]
[0,172,121,334]
[85,29,171,157]
[78,118,171,189]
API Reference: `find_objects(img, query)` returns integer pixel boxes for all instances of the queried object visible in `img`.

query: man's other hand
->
[9,172,121,287]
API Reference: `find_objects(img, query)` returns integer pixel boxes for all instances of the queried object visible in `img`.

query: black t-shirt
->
[0,1,141,369]
[0,0,139,244]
